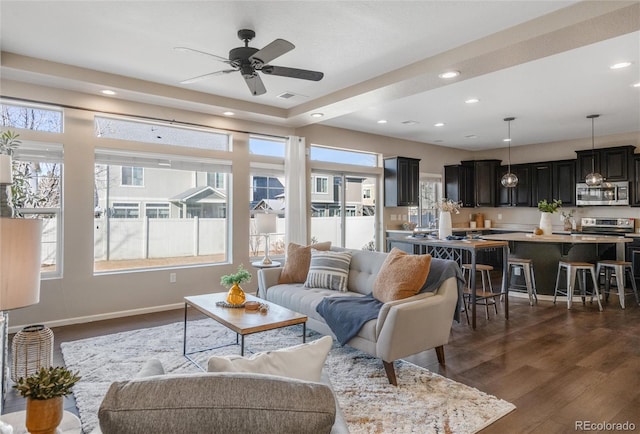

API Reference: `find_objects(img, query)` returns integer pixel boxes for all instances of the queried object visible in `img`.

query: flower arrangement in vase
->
[434,198,461,239]
[537,199,562,235]
[221,264,252,305]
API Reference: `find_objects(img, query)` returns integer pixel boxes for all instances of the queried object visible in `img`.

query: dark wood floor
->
[4,292,640,433]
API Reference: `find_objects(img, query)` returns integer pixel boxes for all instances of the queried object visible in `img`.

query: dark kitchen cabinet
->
[552,159,576,206]
[575,145,635,182]
[531,162,553,205]
[633,154,640,207]
[445,160,499,207]
[472,160,500,207]
[497,164,531,207]
[444,164,474,207]
[626,238,640,285]
[384,157,420,207]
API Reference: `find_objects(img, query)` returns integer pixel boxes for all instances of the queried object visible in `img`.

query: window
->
[11,141,64,278]
[310,171,378,250]
[249,164,285,260]
[1,100,63,133]
[145,203,170,218]
[310,145,378,167]
[249,135,286,158]
[112,202,140,219]
[312,176,329,194]
[209,172,226,189]
[409,175,442,228]
[94,148,231,273]
[121,166,143,186]
[95,116,229,151]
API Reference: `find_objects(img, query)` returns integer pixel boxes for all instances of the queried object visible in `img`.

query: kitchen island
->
[481,233,632,295]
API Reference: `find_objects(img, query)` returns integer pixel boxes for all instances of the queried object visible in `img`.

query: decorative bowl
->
[244,301,260,311]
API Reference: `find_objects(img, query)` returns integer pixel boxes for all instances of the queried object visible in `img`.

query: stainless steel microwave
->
[576,181,629,206]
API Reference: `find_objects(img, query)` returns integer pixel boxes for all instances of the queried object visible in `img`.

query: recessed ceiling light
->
[465,134,478,139]
[223,111,235,116]
[434,122,445,127]
[633,82,640,88]
[503,138,511,142]
[310,112,324,118]
[377,119,387,124]
[610,61,632,69]
[438,71,460,79]
[158,162,172,167]
[101,89,116,95]
[465,98,480,104]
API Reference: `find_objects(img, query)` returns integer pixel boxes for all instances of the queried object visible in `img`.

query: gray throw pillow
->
[98,372,336,434]
[304,250,352,292]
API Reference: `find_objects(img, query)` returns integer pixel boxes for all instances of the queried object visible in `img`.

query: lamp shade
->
[0,218,42,310]
[255,213,277,234]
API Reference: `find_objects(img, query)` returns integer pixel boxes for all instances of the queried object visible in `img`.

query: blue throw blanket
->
[315,258,465,345]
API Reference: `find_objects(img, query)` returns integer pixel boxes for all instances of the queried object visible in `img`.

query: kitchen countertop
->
[481,232,632,244]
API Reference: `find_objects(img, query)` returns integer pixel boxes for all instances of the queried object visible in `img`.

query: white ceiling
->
[1,1,639,151]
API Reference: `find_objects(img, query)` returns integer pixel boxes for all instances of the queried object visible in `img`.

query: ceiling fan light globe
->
[501,173,518,188]
[585,172,603,186]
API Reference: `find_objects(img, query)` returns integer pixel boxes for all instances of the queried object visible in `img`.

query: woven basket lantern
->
[11,325,54,382]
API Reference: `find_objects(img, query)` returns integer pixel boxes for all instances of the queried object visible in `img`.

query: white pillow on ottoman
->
[207,335,333,382]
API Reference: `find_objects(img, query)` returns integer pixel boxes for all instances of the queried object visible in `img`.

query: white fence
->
[94,215,376,261]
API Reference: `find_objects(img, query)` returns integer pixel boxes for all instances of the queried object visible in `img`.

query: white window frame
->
[121,166,144,187]
[313,176,329,194]
[112,202,140,219]
[145,202,170,219]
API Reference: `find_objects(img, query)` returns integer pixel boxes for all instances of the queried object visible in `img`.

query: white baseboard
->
[8,303,184,334]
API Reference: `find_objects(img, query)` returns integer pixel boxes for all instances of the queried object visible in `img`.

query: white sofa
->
[258,248,461,385]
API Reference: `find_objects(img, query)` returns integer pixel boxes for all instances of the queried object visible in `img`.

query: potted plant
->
[537,199,562,235]
[14,366,81,434]
[221,264,252,305]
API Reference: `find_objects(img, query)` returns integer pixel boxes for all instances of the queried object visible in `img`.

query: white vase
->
[539,212,553,235]
[439,211,452,239]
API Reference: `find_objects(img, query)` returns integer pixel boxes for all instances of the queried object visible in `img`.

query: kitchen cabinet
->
[531,162,553,206]
[529,159,575,207]
[575,145,635,182]
[552,159,576,206]
[632,154,640,207]
[384,157,420,207]
[444,164,474,207]
[497,164,531,207]
[445,160,500,207]
[626,238,640,285]
[472,160,500,207]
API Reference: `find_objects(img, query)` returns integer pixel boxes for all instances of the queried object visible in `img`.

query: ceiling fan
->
[176,29,324,96]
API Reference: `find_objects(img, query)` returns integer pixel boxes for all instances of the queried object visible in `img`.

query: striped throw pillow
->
[304,250,352,292]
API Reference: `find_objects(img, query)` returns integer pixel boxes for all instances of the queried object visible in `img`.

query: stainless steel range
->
[579,217,635,236]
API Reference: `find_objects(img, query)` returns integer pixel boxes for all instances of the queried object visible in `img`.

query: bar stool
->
[553,261,603,311]
[462,263,499,320]
[595,260,640,309]
[507,258,537,306]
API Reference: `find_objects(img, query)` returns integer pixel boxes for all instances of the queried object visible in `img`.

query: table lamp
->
[0,152,42,431]
[255,212,277,265]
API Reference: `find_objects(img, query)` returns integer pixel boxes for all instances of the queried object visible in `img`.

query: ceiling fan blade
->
[180,69,237,84]
[250,39,294,65]
[244,74,267,96]
[261,65,324,81]
[174,46,230,64]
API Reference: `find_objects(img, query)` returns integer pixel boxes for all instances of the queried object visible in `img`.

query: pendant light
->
[501,117,518,188]
[585,114,603,187]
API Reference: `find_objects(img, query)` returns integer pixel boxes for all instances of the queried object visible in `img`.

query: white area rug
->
[61,319,515,434]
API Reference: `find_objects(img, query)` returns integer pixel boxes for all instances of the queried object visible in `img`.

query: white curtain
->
[285,136,307,245]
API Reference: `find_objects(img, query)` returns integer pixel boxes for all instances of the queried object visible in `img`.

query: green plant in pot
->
[14,366,81,434]
[221,264,252,305]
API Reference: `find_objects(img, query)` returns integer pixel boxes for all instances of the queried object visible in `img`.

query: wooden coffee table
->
[183,293,307,369]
